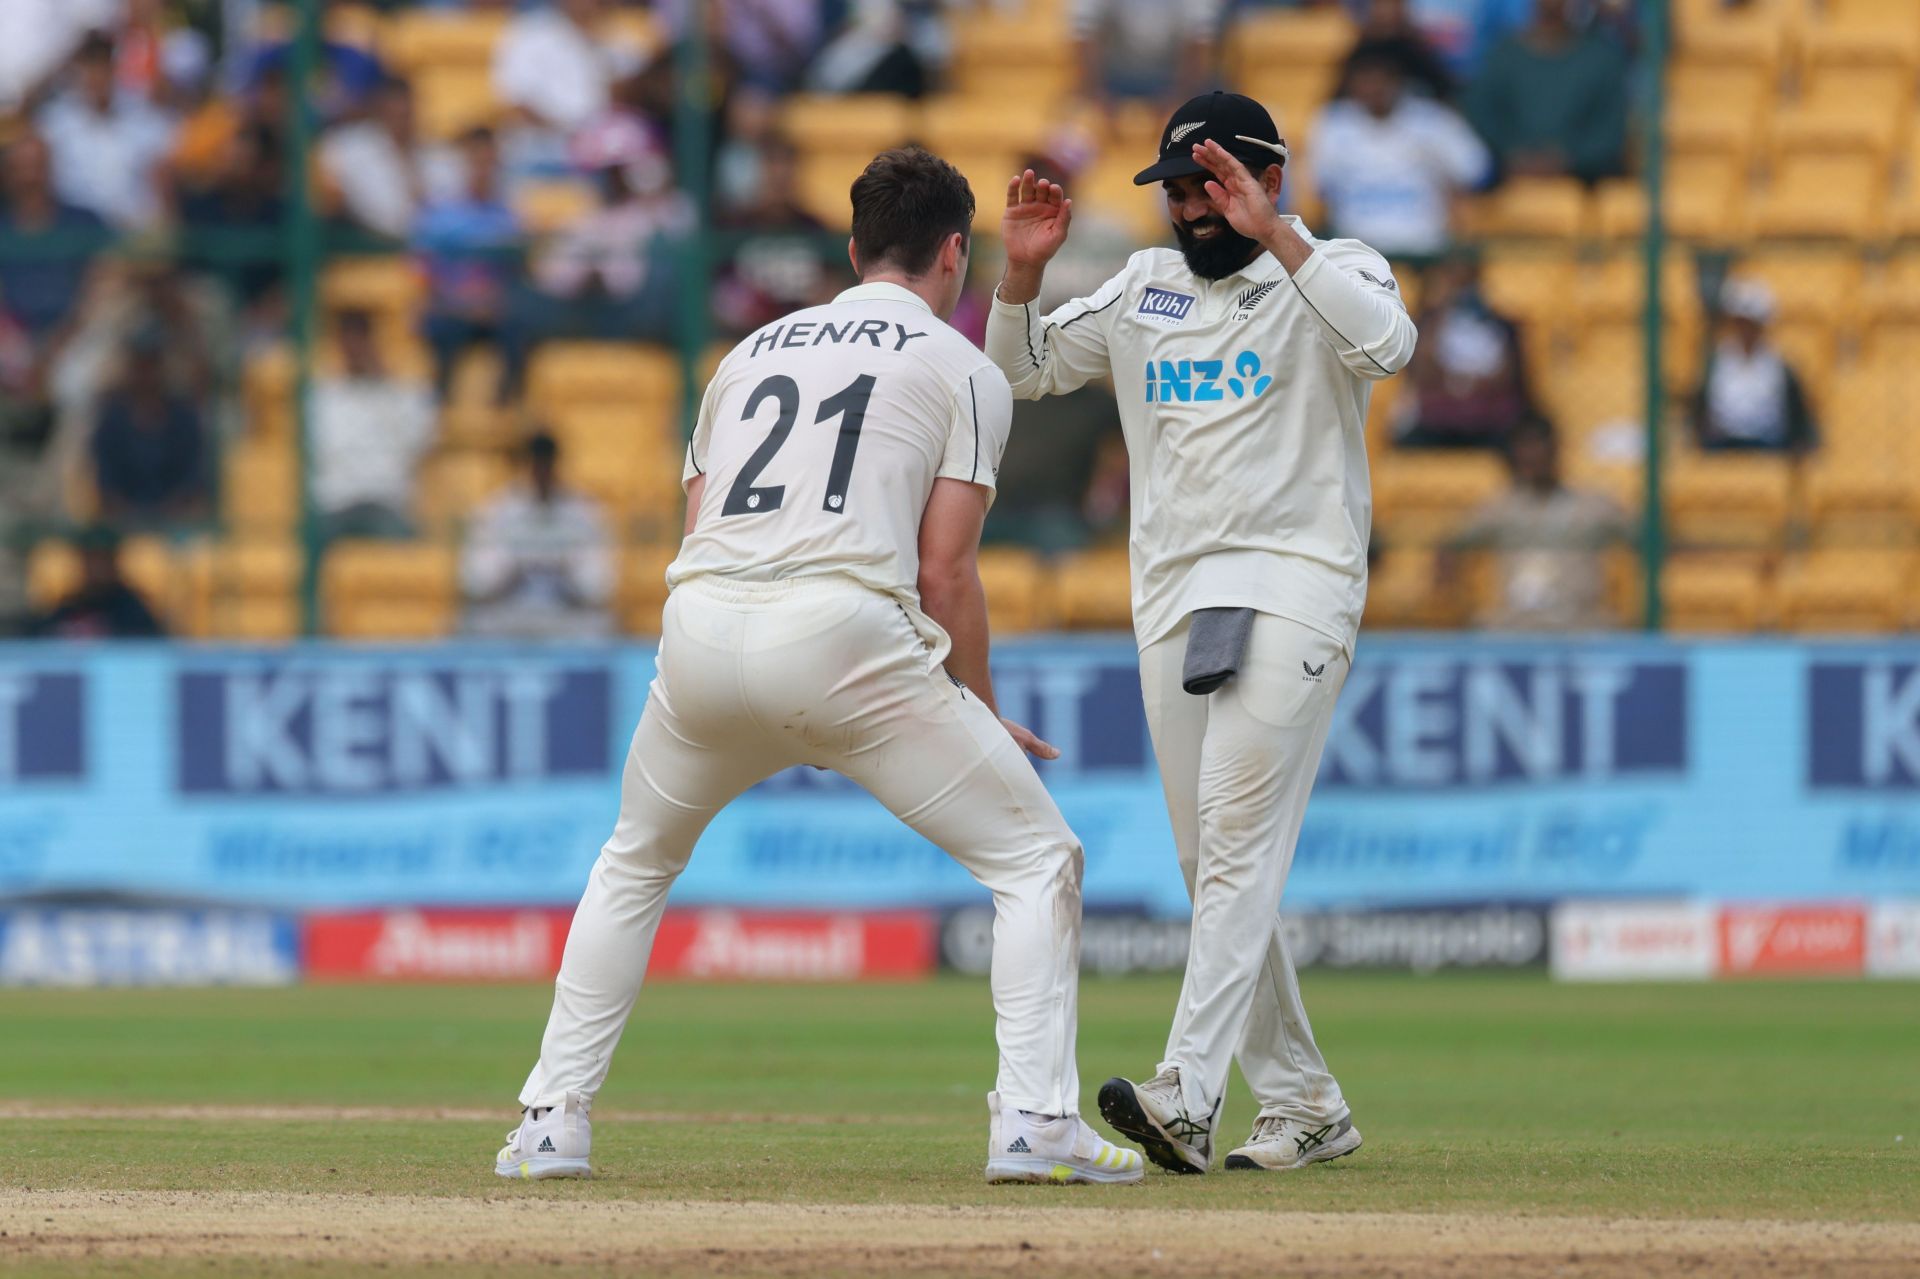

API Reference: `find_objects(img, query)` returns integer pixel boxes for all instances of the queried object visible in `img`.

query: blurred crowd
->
[1,0,1800,641]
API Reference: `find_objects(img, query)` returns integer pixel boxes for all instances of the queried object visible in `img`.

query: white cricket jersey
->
[672,281,1014,663]
[984,216,1417,655]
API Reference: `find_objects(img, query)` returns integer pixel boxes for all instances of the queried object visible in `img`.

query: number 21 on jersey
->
[722,374,877,517]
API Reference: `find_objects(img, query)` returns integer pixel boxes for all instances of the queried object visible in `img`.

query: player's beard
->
[1173,214,1263,281]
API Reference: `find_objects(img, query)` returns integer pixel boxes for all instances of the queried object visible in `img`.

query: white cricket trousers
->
[519,573,1086,1117]
[1139,610,1350,1126]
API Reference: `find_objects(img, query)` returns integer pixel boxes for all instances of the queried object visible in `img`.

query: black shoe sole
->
[1097,1077,1206,1175]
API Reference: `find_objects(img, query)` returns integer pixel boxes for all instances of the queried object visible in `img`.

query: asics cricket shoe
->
[495,1091,592,1180]
[984,1092,1145,1185]
[1223,1114,1363,1171]
[1096,1067,1218,1175]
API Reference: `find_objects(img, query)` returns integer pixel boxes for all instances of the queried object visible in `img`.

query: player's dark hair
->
[849,146,975,278]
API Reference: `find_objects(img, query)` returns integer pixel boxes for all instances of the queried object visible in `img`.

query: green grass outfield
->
[5,972,1916,1221]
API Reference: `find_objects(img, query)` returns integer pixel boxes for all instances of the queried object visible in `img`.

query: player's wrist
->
[997,262,1047,306]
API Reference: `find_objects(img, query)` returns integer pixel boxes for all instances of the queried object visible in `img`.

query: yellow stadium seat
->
[949,8,1072,84]
[1665,152,1751,242]
[796,152,860,229]
[1051,547,1133,631]
[416,448,514,530]
[1776,548,1915,632]
[1862,249,1920,323]
[1661,552,1773,633]
[224,439,299,532]
[321,256,423,317]
[1666,62,1771,160]
[321,541,457,639]
[1228,8,1358,83]
[1663,451,1796,548]
[1673,0,1793,69]
[619,543,678,636]
[1728,250,1861,326]
[526,343,680,414]
[1361,547,1471,630]
[780,95,919,160]
[1798,0,1920,69]
[414,66,500,142]
[513,180,600,236]
[1457,177,1589,239]
[977,547,1051,634]
[1751,153,1886,239]
[206,539,302,642]
[1575,250,1702,329]
[1768,66,1911,155]
[382,10,508,74]
[916,96,1050,164]
[1371,450,1509,548]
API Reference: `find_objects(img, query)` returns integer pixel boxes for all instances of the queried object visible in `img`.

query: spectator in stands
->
[310,309,437,542]
[1441,416,1633,631]
[242,25,385,126]
[506,114,688,377]
[1073,0,1221,109]
[36,32,176,230]
[320,78,445,243]
[0,132,106,406]
[1335,0,1456,102]
[1372,0,1534,81]
[1397,253,1534,448]
[1312,49,1489,257]
[1465,0,1629,182]
[89,326,209,525]
[712,134,841,337]
[29,526,164,639]
[1690,278,1818,455]
[669,0,827,97]
[460,431,615,641]
[414,126,522,402]
[806,0,946,98]
[494,0,649,176]
[987,394,1123,553]
[178,120,289,321]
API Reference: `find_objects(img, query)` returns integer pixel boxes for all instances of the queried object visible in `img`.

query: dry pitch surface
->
[9,1187,1920,1278]
[4,976,1915,1277]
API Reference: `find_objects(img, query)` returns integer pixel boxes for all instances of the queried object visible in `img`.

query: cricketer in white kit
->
[983,91,1417,1174]
[495,147,1141,1187]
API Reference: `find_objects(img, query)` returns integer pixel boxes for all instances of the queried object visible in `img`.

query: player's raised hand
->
[1191,139,1281,245]
[1002,169,1073,270]
[1001,716,1061,761]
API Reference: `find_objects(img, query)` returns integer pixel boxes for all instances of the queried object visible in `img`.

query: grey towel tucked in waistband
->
[1182,607,1255,695]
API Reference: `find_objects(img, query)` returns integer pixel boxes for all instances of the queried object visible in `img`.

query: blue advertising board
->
[2,637,1918,913]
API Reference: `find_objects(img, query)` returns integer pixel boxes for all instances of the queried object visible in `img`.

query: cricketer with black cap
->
[984,91,1416,1175]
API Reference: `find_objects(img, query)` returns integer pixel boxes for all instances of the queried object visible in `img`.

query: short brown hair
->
[849,147,975,278]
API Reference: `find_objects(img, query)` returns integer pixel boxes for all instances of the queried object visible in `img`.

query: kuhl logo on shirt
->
[1144,351,1274,403]
[1137,287,1195,327]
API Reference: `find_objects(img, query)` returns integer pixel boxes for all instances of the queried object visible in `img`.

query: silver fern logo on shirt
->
[1232,280,1280,321]
[1144,351,1274,403]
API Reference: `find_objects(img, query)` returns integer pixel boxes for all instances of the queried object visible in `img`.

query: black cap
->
[1133,91,1290,186]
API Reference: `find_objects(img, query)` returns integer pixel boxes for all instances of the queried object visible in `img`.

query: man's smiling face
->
[1162,168,1276,281]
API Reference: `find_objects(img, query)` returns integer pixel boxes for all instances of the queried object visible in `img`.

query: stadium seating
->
[1776,549,1916,632]
[1051,548,1134,631]
[321,541,458,639]
[1661,552,1773,633]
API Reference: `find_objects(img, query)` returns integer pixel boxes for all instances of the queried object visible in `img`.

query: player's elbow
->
[917,556,979,616]
[1360,314,1418,380]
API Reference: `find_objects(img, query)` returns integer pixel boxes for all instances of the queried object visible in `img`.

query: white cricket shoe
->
[984,1092,1145,1185]
[494,1091,592,1180]
[1223,1114,1363,1171]
[1096,1067,1218,1175]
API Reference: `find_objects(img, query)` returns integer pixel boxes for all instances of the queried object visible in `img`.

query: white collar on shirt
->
[833,280,934,313]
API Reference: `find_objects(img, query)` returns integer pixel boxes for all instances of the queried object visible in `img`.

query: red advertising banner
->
[304,909,937,982]
[1717,904,1867,977]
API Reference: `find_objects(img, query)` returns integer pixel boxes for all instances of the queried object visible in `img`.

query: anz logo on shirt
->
[1143,352,1275,403]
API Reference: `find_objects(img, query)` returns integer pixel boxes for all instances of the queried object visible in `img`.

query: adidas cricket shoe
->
[1223,1114,1363,1171]
[984,1091,1144,1185]
[494,1091,592,1180]
[1096,1067,1217,1175]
